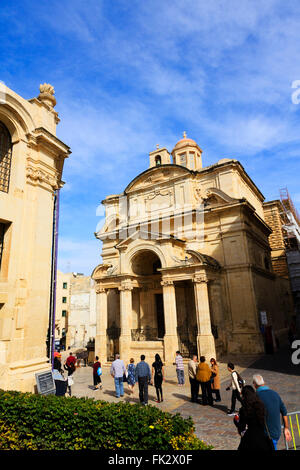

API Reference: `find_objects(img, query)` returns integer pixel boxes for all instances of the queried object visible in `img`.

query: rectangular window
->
[62,310,67,317]
[63,282,67,289]
[62,297,67,303]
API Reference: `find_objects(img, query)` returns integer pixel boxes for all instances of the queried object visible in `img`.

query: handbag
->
[97,366,102,376]
[123,372,127,382]
[210,372,216,383]
[67,376,74,386]
[264,417,275,451]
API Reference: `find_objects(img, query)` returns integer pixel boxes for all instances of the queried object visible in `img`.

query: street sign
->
[260,311,268,326]
[35,370,56,395]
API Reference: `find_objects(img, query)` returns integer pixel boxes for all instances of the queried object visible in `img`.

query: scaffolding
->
[280,187,300,250]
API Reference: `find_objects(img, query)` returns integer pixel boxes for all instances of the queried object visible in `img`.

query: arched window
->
[155,155,161,166]
[0,122,12,193]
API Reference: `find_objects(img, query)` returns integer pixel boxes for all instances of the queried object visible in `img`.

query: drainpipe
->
[49,189,60,369]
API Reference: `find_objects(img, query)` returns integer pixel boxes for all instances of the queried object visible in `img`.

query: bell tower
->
[172,132,203,170]
[149,144,171,168]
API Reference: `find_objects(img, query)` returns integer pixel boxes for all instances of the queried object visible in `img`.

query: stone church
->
[92,134,293,364]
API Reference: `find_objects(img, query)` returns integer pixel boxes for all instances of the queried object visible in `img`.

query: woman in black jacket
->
[234,385,274,451]
[151,354,164,403]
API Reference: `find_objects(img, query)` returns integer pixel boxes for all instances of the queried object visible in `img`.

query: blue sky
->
[1,0,300,274]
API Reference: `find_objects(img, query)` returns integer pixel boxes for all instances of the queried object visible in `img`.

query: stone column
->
[193,274,216,360]
[161,279,179,363]
[119,280,133,361]
[95,285,108,361]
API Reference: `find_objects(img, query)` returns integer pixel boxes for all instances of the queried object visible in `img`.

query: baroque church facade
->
[92,134,293,364]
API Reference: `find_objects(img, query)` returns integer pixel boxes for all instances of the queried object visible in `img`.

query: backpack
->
[235,371,245,390]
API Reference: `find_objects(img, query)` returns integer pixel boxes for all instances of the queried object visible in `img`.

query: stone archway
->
[130,249,165,341]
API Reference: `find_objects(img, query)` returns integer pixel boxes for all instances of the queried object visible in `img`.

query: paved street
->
[62,347,300,450]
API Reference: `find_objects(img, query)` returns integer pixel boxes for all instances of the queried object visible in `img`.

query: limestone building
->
[92,134,293,364]
[64,273,96,350]
[55,270,72,350]
[0,83,70,391]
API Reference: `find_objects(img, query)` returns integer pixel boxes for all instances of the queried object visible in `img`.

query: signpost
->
[35,370,56,395]
[260,311,268,326]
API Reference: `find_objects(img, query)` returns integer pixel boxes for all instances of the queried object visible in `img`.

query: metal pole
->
[49,189,60,369]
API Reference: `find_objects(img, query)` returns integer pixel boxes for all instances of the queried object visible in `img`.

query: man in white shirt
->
[110,353,126,398]
[226,362,242,416]
[174,351,185,386]
[188,355,199,402]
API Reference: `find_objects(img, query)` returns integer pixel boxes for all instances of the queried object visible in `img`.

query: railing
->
[177,325,198,358]
[284,411,300,450]
[131,327,160,341]
[107,325,121,340]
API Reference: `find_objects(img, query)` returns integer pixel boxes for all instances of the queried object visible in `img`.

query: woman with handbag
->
[64,359,75,396]
[93,356,102,390]
[210,358,221,402]
[233,385,275,451]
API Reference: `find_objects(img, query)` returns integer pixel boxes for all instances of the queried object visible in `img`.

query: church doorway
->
[155,293,165,339]
[131,249,164,341]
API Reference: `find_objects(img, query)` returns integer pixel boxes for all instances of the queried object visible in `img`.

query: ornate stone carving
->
[193,274,209,284]
[119,281,133,291]
[38,83,56,108]
[26,165,59,190]
[161,279,174,287]
[107,265,118,276]
[95,285,107,294]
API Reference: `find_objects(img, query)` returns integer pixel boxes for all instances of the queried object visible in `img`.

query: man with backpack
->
[226,362,244,416]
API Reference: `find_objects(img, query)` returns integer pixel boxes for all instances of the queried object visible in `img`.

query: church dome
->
[172,132,201,153]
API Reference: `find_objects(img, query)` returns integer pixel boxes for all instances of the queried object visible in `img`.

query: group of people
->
[54,349,292,451]
[108,353,164,405]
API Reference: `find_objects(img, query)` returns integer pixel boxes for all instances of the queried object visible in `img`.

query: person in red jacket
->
[93,356,102,390]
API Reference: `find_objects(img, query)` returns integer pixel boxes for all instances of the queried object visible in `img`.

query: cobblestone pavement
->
[62,347,300,450]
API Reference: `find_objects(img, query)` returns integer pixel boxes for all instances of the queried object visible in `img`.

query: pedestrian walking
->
[135,355,151,405]
[196,356,213,406]
[253,374,292,450]
[110,353,126,398]
[226,362,243,415]
[127,358,136,394]
[210,358,221,402]
[174,351,185,385]
[233,385,275,451]
[66,351,77,369]
[151,354,164,403]
[93,356,102,390]
[64,355,76,396]
[188,355,199,403]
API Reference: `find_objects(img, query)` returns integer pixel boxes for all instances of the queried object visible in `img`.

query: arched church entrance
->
[130,249,165,341]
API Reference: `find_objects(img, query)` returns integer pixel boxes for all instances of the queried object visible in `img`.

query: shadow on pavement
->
[245,347,300,377]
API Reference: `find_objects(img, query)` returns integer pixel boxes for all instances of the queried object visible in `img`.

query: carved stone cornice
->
[119,281,133,291]
[95,285,107,294]
[26,165,62,191]
[193,274,209,284]
[161,279,174,287]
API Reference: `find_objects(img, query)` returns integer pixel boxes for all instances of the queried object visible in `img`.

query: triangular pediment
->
[125,164,192,193]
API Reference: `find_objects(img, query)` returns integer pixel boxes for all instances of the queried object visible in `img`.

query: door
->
[155,294,165,339]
